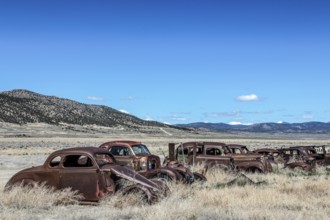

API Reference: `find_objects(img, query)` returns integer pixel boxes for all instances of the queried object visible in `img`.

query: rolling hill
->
[0,89,177,130]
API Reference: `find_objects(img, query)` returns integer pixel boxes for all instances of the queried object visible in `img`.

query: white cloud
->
[229,121,253,125]
[87,96,104,101]
[204,111,241,118]
[236,94,259,102]
[119,109,129,114]
[229,121,242,125]
[170,116,188,121]
[121,96,135,101]
[303,114,314,119]
[277,121,283,124]
[145,116,153,121]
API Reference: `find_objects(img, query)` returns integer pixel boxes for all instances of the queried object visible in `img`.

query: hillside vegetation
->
[0,90,173,129]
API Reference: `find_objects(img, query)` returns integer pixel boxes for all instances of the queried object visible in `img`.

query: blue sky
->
[1,0,329,125]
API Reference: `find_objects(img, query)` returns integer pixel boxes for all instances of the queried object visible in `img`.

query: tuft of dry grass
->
[0,183,82,210]
[1,167,329,220]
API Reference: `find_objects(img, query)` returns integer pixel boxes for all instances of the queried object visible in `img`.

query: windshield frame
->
[131,144,151,155]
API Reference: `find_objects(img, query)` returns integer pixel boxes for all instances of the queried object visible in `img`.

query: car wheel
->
[120,184,157,205]
[155,173,173,182]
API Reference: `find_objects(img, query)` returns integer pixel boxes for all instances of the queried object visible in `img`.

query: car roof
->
[254,148,279,153]
[100,140,142,147]
[288,146,315,150]
[181,141,227,147]
[54,147,110,155]
[227,144,247,148]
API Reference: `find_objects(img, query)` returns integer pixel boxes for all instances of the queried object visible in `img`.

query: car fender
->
[5,177,37,190]
[235,161,266,173]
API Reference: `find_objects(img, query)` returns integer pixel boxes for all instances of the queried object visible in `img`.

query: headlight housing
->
[140,161,147,170]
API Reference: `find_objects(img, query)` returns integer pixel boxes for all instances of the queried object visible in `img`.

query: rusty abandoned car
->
[227,144,251,154]
[253,148,285,164]
[227,144,285,165]
[99,140,206,183]
[252,145,330,171]
[167,142,273,174]
[312,145,330,165]
[283,145,330,166]
[5,147,166,204]
[274,145,330,171]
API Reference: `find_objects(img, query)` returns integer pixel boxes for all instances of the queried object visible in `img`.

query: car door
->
[197,146,232,168]
[41,154,62,188]
[59,154,99,202]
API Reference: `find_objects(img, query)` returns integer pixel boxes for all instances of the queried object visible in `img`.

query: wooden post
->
[168,143,175,162]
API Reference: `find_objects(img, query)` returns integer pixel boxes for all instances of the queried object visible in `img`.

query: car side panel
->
[60,168,99,201]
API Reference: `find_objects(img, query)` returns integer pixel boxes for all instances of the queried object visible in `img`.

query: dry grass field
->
[0,136,330,220]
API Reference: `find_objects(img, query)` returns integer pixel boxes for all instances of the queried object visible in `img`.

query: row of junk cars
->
[5,140,330,204]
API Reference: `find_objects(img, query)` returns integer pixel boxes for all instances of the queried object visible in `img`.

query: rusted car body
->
[310,145,330,165]
[168,142,272,173]
[253,148,286,164]
[253,147,314,171]
[227,144,251,154]
[228,145,284,166]
[278,146,317,163]
[278,146,330,168]
[5,147,164,204]
[99,141,206,183]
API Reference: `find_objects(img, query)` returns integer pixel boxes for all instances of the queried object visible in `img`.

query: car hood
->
[102,164,160,191]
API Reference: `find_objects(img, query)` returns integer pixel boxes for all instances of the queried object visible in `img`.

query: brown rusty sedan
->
[5,147,165,204]
[254,147,321,171]
[253,148,286,164]
[168,142,273,174]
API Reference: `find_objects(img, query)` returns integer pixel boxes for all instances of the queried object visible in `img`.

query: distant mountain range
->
[176,122,330,133]
[0,89,182,131]
[1,89,329,134]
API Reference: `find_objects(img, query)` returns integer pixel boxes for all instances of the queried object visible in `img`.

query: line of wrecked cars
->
[5,141,207,205]
[5,141,329,205]
[227,144,330,171]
